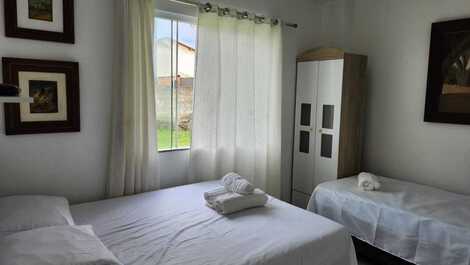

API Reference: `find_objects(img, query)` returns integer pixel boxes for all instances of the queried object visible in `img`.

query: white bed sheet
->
[71,181,357,265]
[308,176,470,265]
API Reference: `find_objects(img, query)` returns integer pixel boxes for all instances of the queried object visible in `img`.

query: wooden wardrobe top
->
[297,47,365,62]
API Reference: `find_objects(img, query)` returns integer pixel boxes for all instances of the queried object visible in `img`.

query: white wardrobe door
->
[292,61,318,195]
[314,59,344,187]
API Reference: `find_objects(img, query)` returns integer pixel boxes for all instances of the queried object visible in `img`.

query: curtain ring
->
[219,8,230,16]
[237,11,249,19]
[203,3,212,12]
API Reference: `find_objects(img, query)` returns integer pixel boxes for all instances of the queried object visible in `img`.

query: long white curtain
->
[190,12,283,198]
[107,0,160,198]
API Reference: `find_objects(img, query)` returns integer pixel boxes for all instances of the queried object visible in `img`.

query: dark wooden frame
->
[4,0,75,43]
[2,57,80,135]
[424,18,470,125]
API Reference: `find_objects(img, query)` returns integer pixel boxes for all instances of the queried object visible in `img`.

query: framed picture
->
[425,18,470,125]
[4,0,74,43]
[2,57,80,135]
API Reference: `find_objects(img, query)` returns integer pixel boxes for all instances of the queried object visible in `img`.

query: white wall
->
[0,0,114,203]
[345,0,470,195]
[159,150,190,189]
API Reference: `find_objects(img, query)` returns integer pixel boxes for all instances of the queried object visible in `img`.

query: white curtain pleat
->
[107,0,160,198]
[190,12,282,198]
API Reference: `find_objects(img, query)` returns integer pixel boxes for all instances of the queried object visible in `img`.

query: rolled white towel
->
[221,172,242,186]
[204,187,227,201]
[221,172,255,195]
[358,172,381,191]
[205,188,268,215]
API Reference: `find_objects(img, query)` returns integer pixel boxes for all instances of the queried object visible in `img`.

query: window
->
[154,12,197,151]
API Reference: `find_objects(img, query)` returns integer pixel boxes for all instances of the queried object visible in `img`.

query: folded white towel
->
[358,172,381,191]
[221,172,255,195]
[205,188,268,215]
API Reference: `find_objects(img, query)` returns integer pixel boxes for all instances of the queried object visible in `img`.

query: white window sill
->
[158,148,190,153]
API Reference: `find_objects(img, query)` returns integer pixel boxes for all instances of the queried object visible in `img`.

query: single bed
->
[71,181,357,265]
[308,176,470,265]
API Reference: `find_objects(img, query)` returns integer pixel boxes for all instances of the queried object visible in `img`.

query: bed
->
[71,181,357,265]
[308,176,470,265]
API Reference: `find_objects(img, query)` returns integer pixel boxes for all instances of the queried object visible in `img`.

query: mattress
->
[308,176,470,265]
[71,181,357,265]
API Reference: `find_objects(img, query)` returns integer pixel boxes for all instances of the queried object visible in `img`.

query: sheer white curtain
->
[190,12,283,198]
[107,0,160,198]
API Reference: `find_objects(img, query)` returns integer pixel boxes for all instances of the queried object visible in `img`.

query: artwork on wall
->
[425,18,470,125]
[2,57,80,135]
[4,0,75,43]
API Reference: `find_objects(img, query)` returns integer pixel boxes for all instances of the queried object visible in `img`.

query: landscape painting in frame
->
[425,18,470,125]
[4,0,75,43]
[28,0,53,22]
[29,80,59,114]
[2,57,80,135]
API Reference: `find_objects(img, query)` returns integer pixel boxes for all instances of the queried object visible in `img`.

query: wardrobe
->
[291,48,368,208]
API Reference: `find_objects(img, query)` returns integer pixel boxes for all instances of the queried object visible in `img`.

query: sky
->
[155,18,197,48]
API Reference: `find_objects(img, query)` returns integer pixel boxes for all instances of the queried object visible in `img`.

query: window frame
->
[155,10,197,25]
[154,9,197,153]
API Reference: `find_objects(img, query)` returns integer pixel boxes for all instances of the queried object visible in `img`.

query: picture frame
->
[424,18,470,125]
[4,0,75,43]
[2,57,80,135]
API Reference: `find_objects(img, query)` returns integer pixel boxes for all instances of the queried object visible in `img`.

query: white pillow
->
[0,225,122,265]
[0,195,75,236]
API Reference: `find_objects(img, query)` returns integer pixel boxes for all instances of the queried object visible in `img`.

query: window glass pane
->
[299,131,310,154]
[300,103,311,126]
[154,16,196,151]
[322,105,334,129]
[155,18,173,150]
[175,21,196,149]
[171,20,178,149]
[320,134,333,158]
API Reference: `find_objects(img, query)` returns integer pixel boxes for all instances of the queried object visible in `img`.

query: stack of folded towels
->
[204,172,269,215]
[357,172,381,191]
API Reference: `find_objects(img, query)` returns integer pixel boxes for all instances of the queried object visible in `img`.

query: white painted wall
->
[0,0,114,203]
[159,150,190,189]
[345,0,470,195]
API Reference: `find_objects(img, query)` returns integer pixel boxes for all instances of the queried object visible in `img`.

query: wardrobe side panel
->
[338,54,368,178]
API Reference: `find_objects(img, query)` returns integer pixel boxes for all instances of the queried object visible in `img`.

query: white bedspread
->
[72,181,357,265]
[308,176,470,265]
